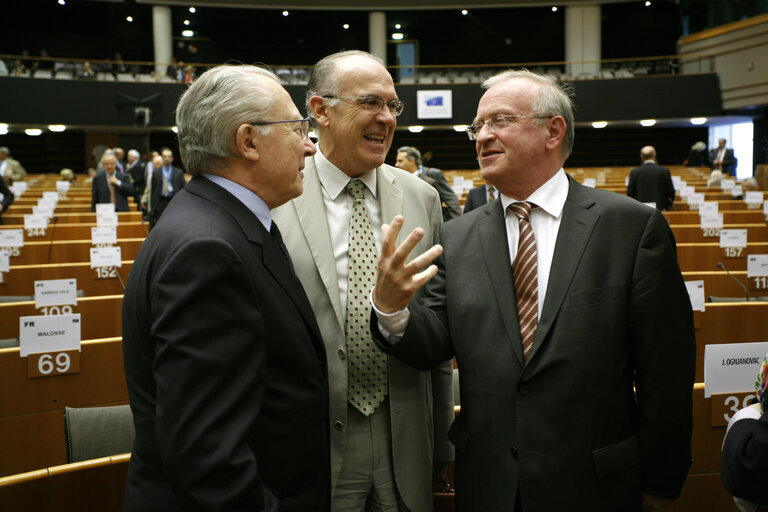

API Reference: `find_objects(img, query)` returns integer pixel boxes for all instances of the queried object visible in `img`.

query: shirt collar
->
[315,145,378,200]
[202,173,272,232]
[499,168,568,220]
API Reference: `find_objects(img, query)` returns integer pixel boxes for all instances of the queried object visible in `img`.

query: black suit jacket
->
[127,160,146,197]
[421,166,460,221]
[462,184,489,214]
[627,162,676,211]
[0,176,13,223]
[91,170,134,212]
[122,176,330,512]
[375,176,695,511]
[710,148,737,175]
[150,165,186,209]
[721,408,768,505]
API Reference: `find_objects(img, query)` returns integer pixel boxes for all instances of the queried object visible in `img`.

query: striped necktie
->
[508,202,538,360]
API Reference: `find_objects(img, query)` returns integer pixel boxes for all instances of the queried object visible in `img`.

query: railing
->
[0,53,716,86]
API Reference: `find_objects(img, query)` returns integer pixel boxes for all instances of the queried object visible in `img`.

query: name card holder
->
[710,391,757,427]
[27,350,80,379]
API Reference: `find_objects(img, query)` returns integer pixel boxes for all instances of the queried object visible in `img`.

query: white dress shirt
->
[315,146,382,320]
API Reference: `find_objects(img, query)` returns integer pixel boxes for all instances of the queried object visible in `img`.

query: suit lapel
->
[292,157,346,330]
[377,165,404,244]
[478,200,525,365]
[531,177,598,361]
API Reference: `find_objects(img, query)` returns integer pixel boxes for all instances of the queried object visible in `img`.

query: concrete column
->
[369,11,387,64]
[153,5,173,75]
[565,4,601,78]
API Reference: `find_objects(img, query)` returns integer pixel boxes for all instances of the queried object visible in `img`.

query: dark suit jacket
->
[90,170,134,212]
[150,165,186,209]
[721,408,768,505]
[0,176,14,223]
[462,184,489,214]
[127,160,146,197]
[421,166,460,221]
[375,176,695,511]
[627,162,676,211]
[122,176,330,512]
[710,148,737,175]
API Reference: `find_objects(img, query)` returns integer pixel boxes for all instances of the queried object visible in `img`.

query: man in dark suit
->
[371,69,695,511]
[710,138,737,176]
[627,145,676,211]
[462,183,496,214]
[396,145,461,221]
[0,175,14,224]
[90,152,134,212]
[122,64,329,512]
[148,147,186,228]
[125,149,146,211]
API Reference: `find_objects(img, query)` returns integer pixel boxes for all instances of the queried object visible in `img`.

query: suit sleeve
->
[665,171,676,207]
[430,169,460,221]
[629,210,695,498]
[150,238,278,510]
[462,191,474,214]
[626,171,637,200]
[721,409,768,504]
[91,175,99,212]
[116,173,135,197]
[0,177,13,212]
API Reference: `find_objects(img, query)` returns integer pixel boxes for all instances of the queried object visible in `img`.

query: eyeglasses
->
[322,95,405,117]
[466,114,552,141]
[250,117,311,140]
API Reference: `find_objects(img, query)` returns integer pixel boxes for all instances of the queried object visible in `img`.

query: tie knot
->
[345,179,366,200]
[508,201,534,221]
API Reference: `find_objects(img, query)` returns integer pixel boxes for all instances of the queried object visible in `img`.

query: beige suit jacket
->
[272,157,454,512]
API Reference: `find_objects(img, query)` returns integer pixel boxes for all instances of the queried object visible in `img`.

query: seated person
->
[60,168,75,182]
[706,170,722,188]
[721,352,768,511]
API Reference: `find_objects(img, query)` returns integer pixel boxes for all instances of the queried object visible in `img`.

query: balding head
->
[640,146,656,162]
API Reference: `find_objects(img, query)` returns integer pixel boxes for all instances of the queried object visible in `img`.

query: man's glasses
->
[250,117,311,140]
[466,114,552,141]
[322,95,405,117]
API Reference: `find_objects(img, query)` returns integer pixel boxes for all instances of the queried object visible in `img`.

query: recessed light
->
[461,9,468,15]
[343,23,350,30]
[392,33,404,40]
[551,6,558,12]
[171,126,179,133]
[592,121,607,129]
[282,10,289,16]
[408,126,424,133]
[25,129,43,136]
[189,7,196,13]
[48,125,66,132]
[183,20,190,25]
[395,23,401,29]
[640,119,656,127]
[182,30,194,37]
[690,117,707,125]
[453,125,469,132]
[126,16,133,22]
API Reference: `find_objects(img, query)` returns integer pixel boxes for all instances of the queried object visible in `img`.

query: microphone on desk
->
[716,261,751,302]
[47,216,59,264]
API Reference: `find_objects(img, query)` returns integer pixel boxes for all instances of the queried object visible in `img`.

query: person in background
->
[0,175,14,224]
[60,168,75,182]
[91,153,134,212]
[683,141,709,167]
[710,138,737,176]
[396,146,461,221]
[146,147,185,229]
[0,146,26,183]
[627,145,676,211]
[462,182,497,214]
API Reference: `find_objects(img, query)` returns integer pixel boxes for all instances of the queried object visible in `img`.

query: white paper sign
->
[91,227,117,245]
[764,202,768,216]
[11,182,27,196]
[56,181,70,193]
[721,179,735,191]
[96,211,118,227]
[698,202,719,216]
[18,314,82,357]
[747,255,768,277]
[700,214,723,229]
[680,186,695,199]
[582,178,596,188]
[687,193,704,205]
[625,177,630,187]
[32,205,55,218]
[42,191,59,202]
[672,176,682,190]
[731,185,743,198]
[745,191,764,205]
[704,342,768,397]
[416,90,453,119]
[720,229,748,248]
[453,176,465,186]
[0,229,24,248]
[34,279,78,308]
[95,203,115,215]
[24,214,48,230]
[684,280,705,312]
[0,250,9,273]
[90,246,122,268]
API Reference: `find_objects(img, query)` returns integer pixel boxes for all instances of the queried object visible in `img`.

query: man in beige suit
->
[272,50,454,512]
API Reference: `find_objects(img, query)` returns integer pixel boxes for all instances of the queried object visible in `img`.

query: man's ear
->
[545,116,567,151]
[235,124,260,162]
[309,95,330,129]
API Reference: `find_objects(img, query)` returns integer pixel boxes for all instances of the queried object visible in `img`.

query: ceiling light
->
[645,1,651,6]
[182,30,194,37]
[395,23,401,29]
[461,9,468,15]
[189,7,196,13]
[0,123,8,131]
[171,126,179,133]
[591,121,608,129]
[184,20,190,25]
[408,126,424,133]
[343,23,350,30]
[126,16,133,22]
[282,10,289,16]
[58,0,65,5]
[0,126,8,135]
[690,117,707,125]
[25,129,43,136]
[552,6,558,12]
[392,33,404,40]
[453,125,469,132]
[640,119,656,127]
[48,124,66,132]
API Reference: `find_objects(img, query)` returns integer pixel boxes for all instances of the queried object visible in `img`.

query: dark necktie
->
[269,221,295,275]
[508,202,538,361]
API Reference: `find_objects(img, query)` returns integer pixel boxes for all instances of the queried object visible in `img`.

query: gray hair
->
[127,149,140,159]
[176,64,280,176]
[397,146,421,166]
[305,50,385,122]
[692,141,706,151]
[482,69,575,159]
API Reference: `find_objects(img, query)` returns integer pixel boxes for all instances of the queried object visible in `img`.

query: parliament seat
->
[1,261,132,296]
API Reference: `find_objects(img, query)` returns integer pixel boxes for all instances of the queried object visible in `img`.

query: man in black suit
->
[371,70,695,511]
[147,147,186,229]
[125,149,145,211]
[627,145,676,211]
[710,138,737,176]
[396,145,461,221]
[462,183,496,214]
[122,64,329,511]
[0,175,14,224]
[90,152,134,212]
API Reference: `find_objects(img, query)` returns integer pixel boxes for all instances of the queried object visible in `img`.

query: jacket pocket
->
[592,435,640,477]
[567,284,624,308]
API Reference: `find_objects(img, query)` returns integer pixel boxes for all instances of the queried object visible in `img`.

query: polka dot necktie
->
[508,202,538,361]
[345,179,387,416]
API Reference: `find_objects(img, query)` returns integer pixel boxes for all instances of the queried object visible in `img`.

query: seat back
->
[64,405,134,463]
